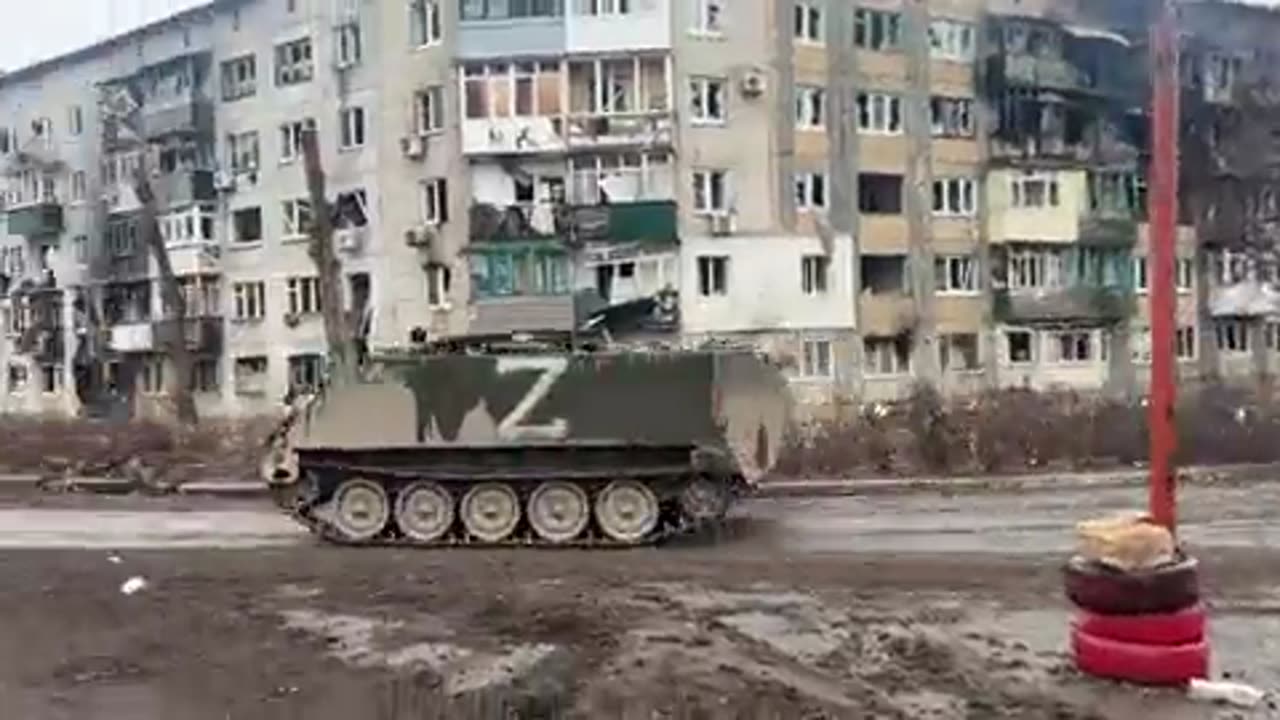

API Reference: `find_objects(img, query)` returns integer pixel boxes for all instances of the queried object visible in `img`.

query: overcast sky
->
[5,0,1280,73]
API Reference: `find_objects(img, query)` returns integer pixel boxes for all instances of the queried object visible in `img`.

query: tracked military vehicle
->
[261,335,792,547]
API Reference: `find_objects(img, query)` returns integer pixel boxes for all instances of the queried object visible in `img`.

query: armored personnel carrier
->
[261,336,792,547]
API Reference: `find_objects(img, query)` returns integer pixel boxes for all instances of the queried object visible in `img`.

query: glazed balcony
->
[109,316,223,354]
[994,286,1130,324]
[7,202,64,237]
[141,97,215,141]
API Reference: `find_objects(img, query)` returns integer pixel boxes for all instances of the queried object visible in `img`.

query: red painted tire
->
[1074,603,1206,646]
[1063,555,1199,615]
[1072,626,1209,685]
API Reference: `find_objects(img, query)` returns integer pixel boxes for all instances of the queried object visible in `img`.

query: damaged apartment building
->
[1,0,1279,421]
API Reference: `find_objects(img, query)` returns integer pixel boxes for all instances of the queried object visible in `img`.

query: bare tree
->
[132,168,198,426]
[300,127,358,388]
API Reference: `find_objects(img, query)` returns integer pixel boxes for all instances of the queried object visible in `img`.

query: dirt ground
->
[2,529,1279,720]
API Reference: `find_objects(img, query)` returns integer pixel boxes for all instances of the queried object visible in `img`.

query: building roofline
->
[0,0,244,87]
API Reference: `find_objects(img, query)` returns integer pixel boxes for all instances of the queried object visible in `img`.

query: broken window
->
[288,354,325,393]
[334,189,369,229]
[929,19,975,62]
[864,336,911,375]
[854,9,901,51]
[795,86,825,130]
[1010,174,1060,209]
[7,364,28,394]
[693,0,723,34]
[697,255,729,296]
[932,177,976,217]
[190,359,220,394]
[282,198,313,237]
[232,207,262,244]
[861,255,907,295]
[415,86,445,133]
[858,174,903,214]
[470,248,570,298]
[801,339,833,378]
[794,171,827,211]
[801,255,829,295]
[689,76,726,124]
[856,93,902,135]
[1048,331,1095,363]
[1216,319,1250,354]
[930,96,973,138]
[1204,53,1243,103]
[939,333,980,372]
[221,54,257,101]
[234,356,269,395]
[1006,330,1035,365]
[274,37,313,86]
[1088,171,1141,216]
[279,118,316,162]
[40,364,63,395]
[934,255,978,294]
[178,276,220,318]
[140,357,166,395]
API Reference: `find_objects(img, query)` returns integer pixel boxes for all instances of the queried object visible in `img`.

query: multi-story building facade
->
[0,0,1277,422]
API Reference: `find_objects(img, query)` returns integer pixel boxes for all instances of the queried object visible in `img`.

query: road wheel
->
[460,483,521,543]
[679,477,731,523]
[394,481,455,543]
[1072,625,1209,685]
[331,477,391,542]
[527,481,590,544]
[1063,555,1199,615]
[595,480,660,544]
[1074,604,1206,647]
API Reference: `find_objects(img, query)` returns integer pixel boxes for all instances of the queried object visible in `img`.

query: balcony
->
[564,112,674,151]
[141,98,214,141]
[153,170,216,208]
[111,317,223,354]
[7,202,64,237]
[1208,281,1280,318]
[1079,216,1139,246]
[162,241,222,277]
[109,322,154,353]
[458,13,565,60]
[860,293,917,336]
[994,287,1130,324]
[566,200,677,244]
[1001,55,1084,92]
[566,2,671,53]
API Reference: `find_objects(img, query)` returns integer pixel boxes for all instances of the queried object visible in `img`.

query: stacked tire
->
[1063,554,1210,685]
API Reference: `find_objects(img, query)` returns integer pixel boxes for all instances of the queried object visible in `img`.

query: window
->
[801,339,833,378]
[801,255,829,295]
[410,0,443,47]
[335,22,362,67]
[221,54,256,100]
[930,96,974,137]
[289,354,325,393]
[234,357,269,395]
[692,170,728,213]
[287,276,322,316]
[415,86,445,134]
[470,248,570,297]
[1049,331,1095,363]
[1133,256,1149,292]
[1011,174,1060,208]
[1176,258,1194,292]
[854,9,901,51]
[140,358,165,395]
[282,198,313,237]
[858,173,903,214]
[107,219,139,257]
[794,2,823,43]
[67,106,83,136]
[461,0,561,19]
[693,0,723,34]
[72,235,88,264]
[227,131,260,172]
[795,86,825,130]
[1216,319,1250,354]
[929,19,975,61]
[577,0,631,15]
[191,359,220,394]
[1006,330,1035,365]
[233,207,263,244]
[32,117,53,148]
[40,365,63,394]
[279,118,316,162]
[71,171,87,202]
[939,333,980,372]
[865,337,910,375]
[339,106,366,149]
[427,263,452,308]
[1088,171,1143,216]
[697,255,728,296]
[7,365,27,394]
[420,178,449,224]
[934,255,978,294]
[274,37,314,86]
[794,172,827,211]
[856,92,902,134]
[233,282,266,320]
[932,177,976,217]
[690,77,726,124]
[1177,326,1197,360]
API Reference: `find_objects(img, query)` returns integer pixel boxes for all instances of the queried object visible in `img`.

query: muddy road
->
[1,484,1279,719]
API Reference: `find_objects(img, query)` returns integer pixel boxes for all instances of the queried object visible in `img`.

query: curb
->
[0,462,1274,500]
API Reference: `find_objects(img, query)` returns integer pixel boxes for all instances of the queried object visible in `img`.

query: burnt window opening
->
[334,189,369,229]
[939,333,980,372]
[233,207,263,243]
[1006,330,1034,364]
[860,255,907,295]
[857,173,903,214]
[864,336,911,375]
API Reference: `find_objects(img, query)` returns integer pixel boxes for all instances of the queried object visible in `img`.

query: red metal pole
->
[1148,0,1179,534]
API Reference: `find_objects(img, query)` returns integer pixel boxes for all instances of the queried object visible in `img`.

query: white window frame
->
[338,106,366,150]
[935,255,979,295]
[696,255,729,297]
[335,21,362,68]
[72,235,88,265]
[1047,330,1097,364]
[800,338,834,379]
[692,169,729,214]
[689,76,726,125]
[856,92,902,135]
[1010,174,1061,209]
[415,86,445,135]
[795,86,825,130]
[279,118,317,163]
[930,96,974,138]
[929,19,976,61]
[427,263,452,309]
[1133,255,1149,293]
[692,0,724,35]
[227,130,260,173]
[864,337,910,376]
[221,54,257,101]
[1005,329,1037,366]
[67,106,83,136]
[793,2,823,44]
[938,333,981,372]
[576,0,632,16]
[420,178,448,225]
[1176,258,1194,293]
[233,281,266,321]
[71,171,87,202]
[932,177,977,217]
[1216,319,1250,355]
[410,0,443,48]
[274,37,314,86]
[1177,326,1197,361]
[854,8,901,51]
[801,254,829,295]
[288,354,326,392]
[794,171,827,211]
[286,276,322,316]
[282,198,313,238]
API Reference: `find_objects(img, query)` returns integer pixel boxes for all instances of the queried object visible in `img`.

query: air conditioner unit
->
[404,226,435,248]
[708,213,734,236]
[337,228,365,253]
[400,134,426,160]
[740,69,767,98]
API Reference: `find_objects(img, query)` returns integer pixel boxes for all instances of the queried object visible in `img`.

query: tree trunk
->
[132,169,198,427]
[300,127,358,388]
